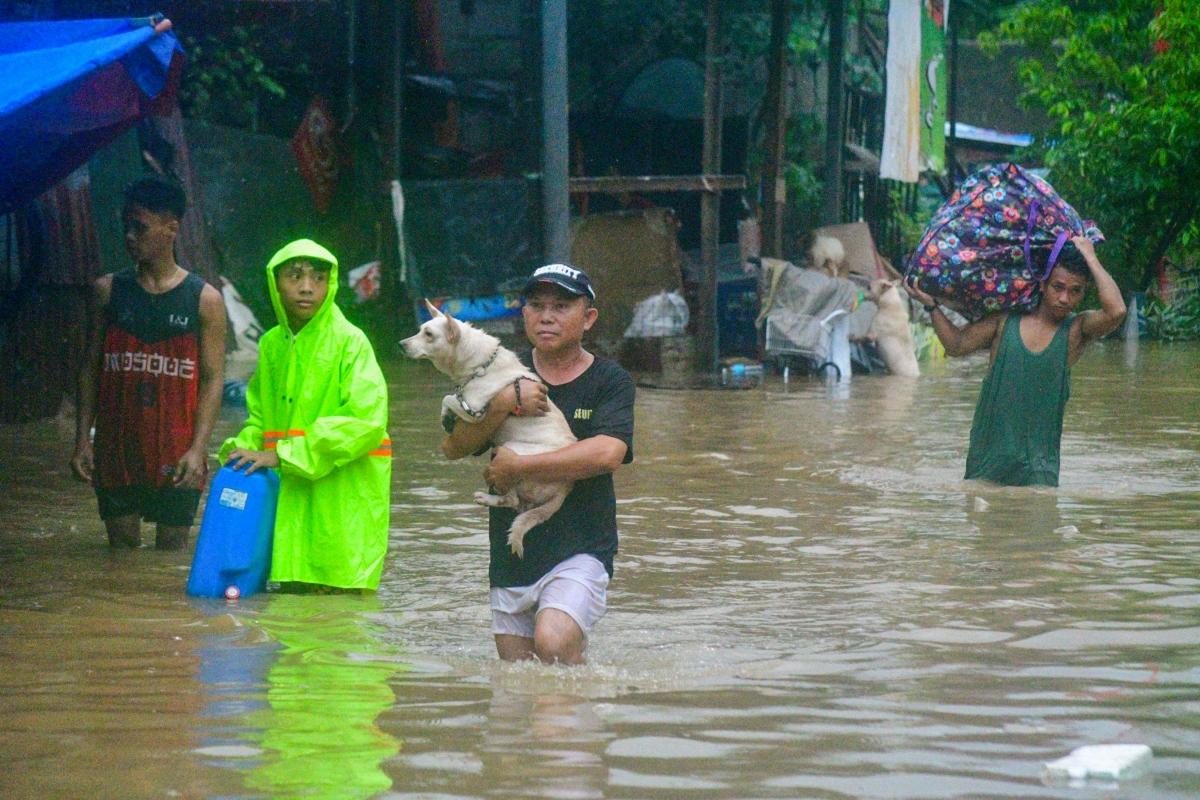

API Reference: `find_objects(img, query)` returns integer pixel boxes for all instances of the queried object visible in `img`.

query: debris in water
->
[1042,744,1152,785]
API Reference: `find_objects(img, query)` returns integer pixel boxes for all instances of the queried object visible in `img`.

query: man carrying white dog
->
[443,264,635,665]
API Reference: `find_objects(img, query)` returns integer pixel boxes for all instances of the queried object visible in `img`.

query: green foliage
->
[783,112,825,209]
[890,185,933,258]
[955,0,1027,37]
[1144,273,1200,341]
[995,0,1200,291]
[179,26,291,132]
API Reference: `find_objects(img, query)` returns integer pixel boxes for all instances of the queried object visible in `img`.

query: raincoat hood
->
[265,238,340,333]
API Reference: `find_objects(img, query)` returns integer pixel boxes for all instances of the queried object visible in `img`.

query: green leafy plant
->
[1144,272,1200,341]
[991,0,1200,292]
[179,25,289,132]
[890,185,932,259]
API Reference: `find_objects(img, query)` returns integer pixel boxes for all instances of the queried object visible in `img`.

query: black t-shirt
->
[488,354,635,588]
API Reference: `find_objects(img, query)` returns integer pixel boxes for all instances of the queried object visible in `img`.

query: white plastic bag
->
[348,260,382,303]
[220,278,265,383]
[624,291,690,338]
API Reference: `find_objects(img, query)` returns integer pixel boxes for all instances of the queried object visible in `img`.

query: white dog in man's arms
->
[401,300,575,557]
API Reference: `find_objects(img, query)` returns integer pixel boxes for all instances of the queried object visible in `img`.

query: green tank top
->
[965,313,1074,487]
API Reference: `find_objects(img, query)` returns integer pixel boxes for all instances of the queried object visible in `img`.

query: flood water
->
[2,341,1199,799]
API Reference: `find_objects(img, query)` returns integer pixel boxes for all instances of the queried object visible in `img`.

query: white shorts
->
[490,554,609,640]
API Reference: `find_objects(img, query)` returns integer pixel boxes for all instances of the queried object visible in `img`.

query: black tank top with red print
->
[94,268,207,489]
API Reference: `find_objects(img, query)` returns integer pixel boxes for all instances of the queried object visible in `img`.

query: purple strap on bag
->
[1024,199,1040,275]
[1024,197,1072,280]
[1042,231,1070,280]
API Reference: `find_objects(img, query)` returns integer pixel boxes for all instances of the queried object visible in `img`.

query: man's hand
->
[483,446,521,493]
[226,448,281,476]
[512,378,549,417]
[443,378,550,461]
[1071,235,1097,263]
[904,277,936,308]
[173,447,209,489]
[70,441,94,483]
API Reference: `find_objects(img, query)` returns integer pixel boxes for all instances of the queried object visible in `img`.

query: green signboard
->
[920,1,948,174]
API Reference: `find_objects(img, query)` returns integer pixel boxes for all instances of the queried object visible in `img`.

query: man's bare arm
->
[174,284,227,488]
[1073,236,1127,344]
[70,275,113,482]
[484,435,628,492]
[904,278,1002,357]
[441,379,548,460]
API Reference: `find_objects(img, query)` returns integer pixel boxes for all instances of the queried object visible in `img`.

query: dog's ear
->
[444,312,460,344]
[423,298,443,318]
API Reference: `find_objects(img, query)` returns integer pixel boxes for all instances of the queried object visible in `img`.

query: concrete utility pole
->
[698,0,725,373]
[822,0,845,226]
[541,0,570,264]
[761,0,789,258]
[947,0,960,183]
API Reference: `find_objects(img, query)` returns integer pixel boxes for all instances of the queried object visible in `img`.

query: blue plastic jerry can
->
[187,466,280,599]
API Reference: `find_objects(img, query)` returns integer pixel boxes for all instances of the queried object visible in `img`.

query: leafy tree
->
[993,0,1200,290]
[179,25,290,133]
[955,0,1027,37]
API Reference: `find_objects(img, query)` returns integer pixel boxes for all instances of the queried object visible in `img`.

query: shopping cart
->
[763,307,851,384]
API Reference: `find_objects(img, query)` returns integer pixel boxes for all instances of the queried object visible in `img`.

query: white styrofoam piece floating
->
[1042,744,1152,784]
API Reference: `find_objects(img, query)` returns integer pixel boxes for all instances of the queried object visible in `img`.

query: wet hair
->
[1046,241,1090,281]
[274,257,333,278]
[123,175,186,221]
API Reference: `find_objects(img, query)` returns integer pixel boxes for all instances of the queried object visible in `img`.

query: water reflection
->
[194,593,405,799]
[1,343,1199,798]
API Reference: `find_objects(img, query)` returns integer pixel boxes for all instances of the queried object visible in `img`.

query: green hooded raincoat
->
[219,239,391,590]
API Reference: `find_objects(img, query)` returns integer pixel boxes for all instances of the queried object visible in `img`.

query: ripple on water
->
[4,350,1200,799]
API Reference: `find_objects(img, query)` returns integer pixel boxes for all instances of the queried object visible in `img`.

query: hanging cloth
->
[880,0,922,183]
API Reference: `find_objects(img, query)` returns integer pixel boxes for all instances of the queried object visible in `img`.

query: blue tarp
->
[0,16,183,214]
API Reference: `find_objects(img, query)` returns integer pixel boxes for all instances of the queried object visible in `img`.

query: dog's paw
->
[507,530,525,558]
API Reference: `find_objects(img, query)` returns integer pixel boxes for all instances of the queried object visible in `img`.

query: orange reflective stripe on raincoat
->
[219,239,391,590]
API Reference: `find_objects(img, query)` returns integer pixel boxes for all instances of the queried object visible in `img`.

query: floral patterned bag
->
[904,162,1103,319]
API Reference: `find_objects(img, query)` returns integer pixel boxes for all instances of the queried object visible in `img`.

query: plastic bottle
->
[721,362,764,388]
[187,465,280,599]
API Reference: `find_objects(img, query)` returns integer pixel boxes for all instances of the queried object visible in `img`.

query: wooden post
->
[699,0,725,374]
[761,0,789,258]
[822,0,845,226]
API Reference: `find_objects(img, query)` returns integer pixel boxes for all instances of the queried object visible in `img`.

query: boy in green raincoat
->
[220,239,391,591]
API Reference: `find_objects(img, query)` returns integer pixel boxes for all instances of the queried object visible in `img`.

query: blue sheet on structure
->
[0,16,183,213]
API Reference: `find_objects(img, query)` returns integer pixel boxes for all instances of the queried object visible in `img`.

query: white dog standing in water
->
[867,278,920,377]
[400,301,575,557]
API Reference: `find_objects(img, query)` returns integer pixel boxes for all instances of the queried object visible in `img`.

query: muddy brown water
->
[2,341,1198,799]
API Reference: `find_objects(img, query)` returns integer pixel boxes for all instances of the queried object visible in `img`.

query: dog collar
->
[453,344,502,419]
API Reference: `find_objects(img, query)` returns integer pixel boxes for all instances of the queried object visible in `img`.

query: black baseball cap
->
[522,263,596,300]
